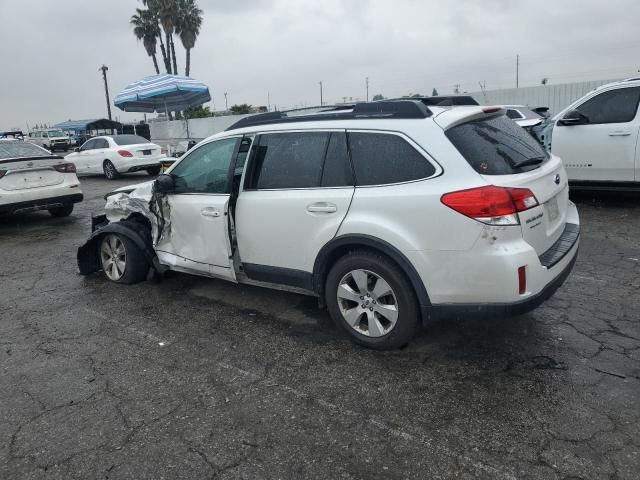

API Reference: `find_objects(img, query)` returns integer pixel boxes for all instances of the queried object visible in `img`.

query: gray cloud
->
[1,0,639,129]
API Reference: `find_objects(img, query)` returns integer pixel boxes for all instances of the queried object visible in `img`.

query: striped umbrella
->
[113,73,211,113]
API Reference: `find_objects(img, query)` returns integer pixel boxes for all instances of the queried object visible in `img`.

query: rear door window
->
[446,115,549,175]
[245,132,329,190]
[576,87,640,124]
[347,132,435,186]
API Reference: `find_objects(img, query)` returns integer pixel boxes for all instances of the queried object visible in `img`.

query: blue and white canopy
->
[114,73,211,113]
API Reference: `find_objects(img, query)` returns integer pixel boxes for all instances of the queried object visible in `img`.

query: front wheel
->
[325,250,420,350]
[48,203,74,217]
[99,233,148,284]
[103,160,120,180]
[146,165,161,176]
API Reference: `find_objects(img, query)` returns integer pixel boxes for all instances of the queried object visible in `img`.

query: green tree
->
[372,94,385,101]
[177,0,203,77]
[230,104,252,114]
[131,8,161,74]
[431,88,439,96]
[184,105,211,118]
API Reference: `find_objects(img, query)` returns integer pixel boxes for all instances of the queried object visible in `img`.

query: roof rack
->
[225,100,432,131]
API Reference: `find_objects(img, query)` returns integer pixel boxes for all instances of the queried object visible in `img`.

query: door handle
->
[609,131,631,137]
[307,202,337,213]
[201,207,221,218]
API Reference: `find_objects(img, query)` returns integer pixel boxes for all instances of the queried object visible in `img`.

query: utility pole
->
[365,77,369,102]
[267,92,271,111]
[516,54,520,89]
[99,65,112,121]
[224,92,228,111]
[319,81,323,106]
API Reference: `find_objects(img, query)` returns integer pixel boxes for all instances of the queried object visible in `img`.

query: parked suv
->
[27,129,70,152]
[544,78,640,189]
[77,101,580,349]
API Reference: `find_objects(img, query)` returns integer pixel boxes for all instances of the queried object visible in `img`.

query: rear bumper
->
[0,193,83,215]
[127,163,160,173]
[113,157,161,173]
[424,241,578,321]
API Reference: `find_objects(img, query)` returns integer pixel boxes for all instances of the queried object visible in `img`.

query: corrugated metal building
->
[469,78,621,115]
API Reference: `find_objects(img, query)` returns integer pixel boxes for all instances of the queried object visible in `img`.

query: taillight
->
[0,169,6,179]
[482,107,502,114]
[117,150,133,157]
[441,185,538,225]
[160,147,167,155]
[53,163,76,173]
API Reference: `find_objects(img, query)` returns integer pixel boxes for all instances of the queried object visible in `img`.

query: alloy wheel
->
[100,234,127,281]
[336,269,399,337]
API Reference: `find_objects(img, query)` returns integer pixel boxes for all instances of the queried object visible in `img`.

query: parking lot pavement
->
[1,176,639,480]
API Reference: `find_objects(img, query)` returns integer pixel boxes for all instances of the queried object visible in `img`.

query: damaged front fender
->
[77,219,164,276]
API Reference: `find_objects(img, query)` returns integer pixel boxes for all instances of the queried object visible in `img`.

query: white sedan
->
[0,140,83,217]
[66,135,163,179]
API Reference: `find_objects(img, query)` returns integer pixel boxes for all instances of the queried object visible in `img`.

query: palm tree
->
[177,0,203,77]
[155,0,180,75]
[141,0,171,73]
[131,8,161,74]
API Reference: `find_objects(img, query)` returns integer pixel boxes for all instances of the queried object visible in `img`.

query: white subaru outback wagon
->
[77,101,580,350]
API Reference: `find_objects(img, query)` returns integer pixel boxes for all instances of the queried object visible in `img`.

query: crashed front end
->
[77,182,169,276]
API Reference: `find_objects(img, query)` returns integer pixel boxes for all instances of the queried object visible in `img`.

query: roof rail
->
[225,100,431,131]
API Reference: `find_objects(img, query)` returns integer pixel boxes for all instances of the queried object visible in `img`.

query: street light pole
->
[366,77,369,102]
[100,65,112,121]
[224,92,228,111]
[319,81,323,106]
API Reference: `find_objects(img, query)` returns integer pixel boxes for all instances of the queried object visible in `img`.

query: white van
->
[27,129,70,152]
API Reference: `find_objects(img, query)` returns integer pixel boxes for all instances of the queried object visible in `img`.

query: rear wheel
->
[48,203,74,217]
[103,160,119,180]
[99,233,148,284]
[325,250,420,350]
[146,165,161,176]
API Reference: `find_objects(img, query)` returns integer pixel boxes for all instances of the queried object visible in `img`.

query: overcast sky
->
[2,0,640,129]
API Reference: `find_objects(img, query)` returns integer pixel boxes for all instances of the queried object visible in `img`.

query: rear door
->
[446,114,569,256]
[552,86,640,182]
[235,131,355,284]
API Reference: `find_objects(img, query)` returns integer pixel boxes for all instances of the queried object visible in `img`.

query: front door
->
[73,138,98,173]
[552,86,640,182]
[235,131,355,285]
[155,137,240,280]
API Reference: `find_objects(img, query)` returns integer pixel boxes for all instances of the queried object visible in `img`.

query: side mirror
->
[74,147,80,152]
[154,173,175,193]
[558,109,589,126]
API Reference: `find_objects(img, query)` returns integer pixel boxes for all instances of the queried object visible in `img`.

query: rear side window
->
[506,109,524,119]
[348,132,435,186]
[576,87,640,124]
[446,115,549,175]
[245,132,353,190]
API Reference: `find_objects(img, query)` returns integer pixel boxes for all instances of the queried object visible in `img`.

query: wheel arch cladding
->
[77,220,158,276]
[313,234,431,309]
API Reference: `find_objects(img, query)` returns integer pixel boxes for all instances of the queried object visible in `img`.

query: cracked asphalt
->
[1,175,639,480]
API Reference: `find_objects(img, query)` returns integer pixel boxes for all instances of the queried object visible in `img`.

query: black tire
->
[99,233,149,284]
[103,160,120,180]
[325,250,420,350]
[146,165,161,176]
[48,203,74,217]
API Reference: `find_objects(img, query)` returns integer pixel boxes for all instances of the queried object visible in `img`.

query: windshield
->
[47,130,65,137]
[112,135,149,146]
[0,141,51,159]
[445,115,549,175]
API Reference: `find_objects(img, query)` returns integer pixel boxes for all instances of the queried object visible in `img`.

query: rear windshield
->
[445,115,549,175]
[0,141,50,159]
[112,135,149,146]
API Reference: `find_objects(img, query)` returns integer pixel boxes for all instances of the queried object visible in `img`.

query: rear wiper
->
[513,156,546,169]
